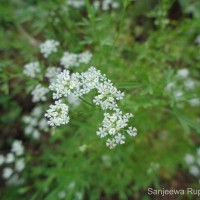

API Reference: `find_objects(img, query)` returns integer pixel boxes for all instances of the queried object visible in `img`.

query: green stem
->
[78,97,94,107]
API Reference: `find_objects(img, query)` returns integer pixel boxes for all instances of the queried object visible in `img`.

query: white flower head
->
[47,67,136,149]
[6,174,24,186]
[115,133,125,144]
[45,67,62,82]
[184,154,195,165]
[11,140,24,156]
[32,129,41,139]
[68,182,76,189]
[173,90,183,101]
[184,79,196,90]
[67,0,85,8]
[2,167,13,179]
[188,98,200,107]
[15,158,25,172]
[106,138,117,149]
[5,153,15,163]
[165,82,176,92]
[40,39,59,58]
[31,84,49,102]
[177,68,189,79]
[31,106,43,118]
[50,70,81,99]
[45,100,70,126]
[60,52,79,69]
[78,51,92,64]
[23,62,40,78]
[127,127,137,137]
[39,118,48,131]
[189,165,200,177]
[58,190,66,199]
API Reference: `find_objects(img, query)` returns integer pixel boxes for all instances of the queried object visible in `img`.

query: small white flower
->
[189,165,200,177]
[177,68,189,79]
[93,1,100,9]
[184,154,195,164]
[184,79,195,90]
[31,84,49,102]
[45,100,70,126]
[6,174,24,186]
[2,167,13,179]
[173,90,183,101]
[68,182,76,189]
[11,140,24,156]
[0,155,5,166]
[15,158,25,172]
[165,82,176,92]
[50,70,81,99]
[106,138,117,149]
[60,52,79,69]
[5,153,15,163]
[45,67,62,82]
[78,51,92,64]
[39,118,48,131]
[32,129,40,139]
[75,192,83,200]
[24,126,34,135]
[188,98,200,107]
[40,39,59,58]
[97,127,108,138]
[22,116,32,124]
[58,190,66,199]
[114,133,125,144]
[127,127,137,137]
[112,2,119,9]
[31,106,43,117]
[23,62,40,78]
[79,144,87,152]
[67,0,85,8]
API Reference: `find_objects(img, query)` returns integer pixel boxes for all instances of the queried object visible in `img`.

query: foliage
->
[0,0,200,199]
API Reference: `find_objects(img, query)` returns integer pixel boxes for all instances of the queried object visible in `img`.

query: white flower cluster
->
[23,106,48,139]
[31,84,49,102]
[46,67,137,148]
[23,62,40,78]
[93,0,119,11]
[0,140,25,185]
[39,39,59,58]
[184,148,200,181]
[60,51,92,69]
[67,0,119,10]
[97,110,136,149]
[58,182,82,200]
[67,0,85,8]
[45,67,62,83]
[165,68,199,107]
[45,100,70,126]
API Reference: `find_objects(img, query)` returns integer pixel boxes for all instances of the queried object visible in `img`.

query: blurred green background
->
[0,0,200,199]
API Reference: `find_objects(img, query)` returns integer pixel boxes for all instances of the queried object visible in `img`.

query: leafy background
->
[0,0,200,199]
